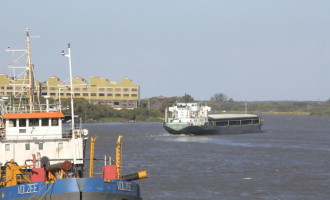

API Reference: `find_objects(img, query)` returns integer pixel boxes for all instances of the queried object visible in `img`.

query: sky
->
[1,0,330,101]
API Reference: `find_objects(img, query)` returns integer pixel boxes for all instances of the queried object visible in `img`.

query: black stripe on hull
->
[164,124,262,135]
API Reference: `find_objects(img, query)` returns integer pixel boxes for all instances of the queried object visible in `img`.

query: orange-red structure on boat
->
[3,112,65,119]
[102,165,117,180]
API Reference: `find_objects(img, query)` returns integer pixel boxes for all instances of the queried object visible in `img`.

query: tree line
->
[57,93,330,123]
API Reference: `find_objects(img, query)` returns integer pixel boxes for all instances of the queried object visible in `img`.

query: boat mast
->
[62,43,76,164]
[6,28,35,112]
[26,29,34,112]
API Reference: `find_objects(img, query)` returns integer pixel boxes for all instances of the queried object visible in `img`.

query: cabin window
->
[5,144,10,151]
[51,118,59,126]
[8,119,17,127]
[29,118,39,127]
[58,143,63,149]
[42,118,49,126]
[25,143,30,150]
[19,119,26,127]
[38,143,43,150]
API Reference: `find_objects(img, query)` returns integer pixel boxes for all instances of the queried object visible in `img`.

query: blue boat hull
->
[0,178,142,200]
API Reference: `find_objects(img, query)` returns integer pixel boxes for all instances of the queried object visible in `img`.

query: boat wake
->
[154,135,330,151]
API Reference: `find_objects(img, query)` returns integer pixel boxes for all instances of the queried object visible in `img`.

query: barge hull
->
[164,124,262,135]
[0,178,142,200]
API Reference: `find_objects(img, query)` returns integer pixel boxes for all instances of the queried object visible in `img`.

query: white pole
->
[58,88,62,112]
[63,43,76,165]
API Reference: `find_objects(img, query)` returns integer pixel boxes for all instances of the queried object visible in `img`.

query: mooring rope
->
[28,183,48,200]
[27,182,54,200]
[38,182,54,200]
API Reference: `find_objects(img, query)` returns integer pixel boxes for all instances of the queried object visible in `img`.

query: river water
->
[83,115,330,200]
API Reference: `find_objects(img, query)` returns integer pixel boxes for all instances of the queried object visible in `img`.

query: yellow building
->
[0,74,140,109]
[0,74,41,97]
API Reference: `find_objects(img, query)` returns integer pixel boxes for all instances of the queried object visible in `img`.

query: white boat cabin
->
[0,112,87,166]
[166,103,211,125]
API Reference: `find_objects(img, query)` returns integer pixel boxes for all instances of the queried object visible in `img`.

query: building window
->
[83,93,89,96]
[123,88,129,92]
[107,93,113,96]
[50,93,56,96]
[39,143,43,150]
[131,94,137,97]
[5,144,10,151]
[107,88,113,91]
[9,119,17,127]
[19,129,26,133]
[91,93,97,96]
[99,88,105,91]
[29,118,39,127]
[25,143,30,150]
[115,94,121,97]
[42,118,49,126]
[6,92,13,95]
[41,93,48,96]
[99,93,105,96]
[7,86,13,90]
[50,87,56,90]
[75,93,81,96]
[115,88,121,92]
[82,88,87,91]
[132,88,138,92]
[123,94,129,97]
[51,118,59,126]
[19,119,26,127]
[74,88,81,91]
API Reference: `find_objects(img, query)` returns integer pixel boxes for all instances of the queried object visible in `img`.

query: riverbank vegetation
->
[56,93,330,123]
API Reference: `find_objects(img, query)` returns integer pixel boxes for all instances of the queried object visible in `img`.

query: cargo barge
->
[164,102,263,135]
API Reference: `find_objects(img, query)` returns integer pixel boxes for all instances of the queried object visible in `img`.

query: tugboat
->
[164,102,263,135]
[0,29,146,200]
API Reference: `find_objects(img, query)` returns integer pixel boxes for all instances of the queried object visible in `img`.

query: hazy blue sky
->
[1,1,330,101]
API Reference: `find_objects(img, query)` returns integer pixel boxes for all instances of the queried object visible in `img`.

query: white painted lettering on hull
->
[18,183,38,194]
[117,181,132,191]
